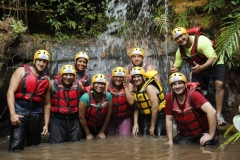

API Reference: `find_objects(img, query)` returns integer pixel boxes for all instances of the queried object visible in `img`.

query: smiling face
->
[131,55,144,66]
[75,57,88,71]
[174,34,189,46]
[93,82,106,93]
[34,59,48,72]
[113,76,124,86]
[62,73,75,86]
[171,80,186,96]
[132,74,144,87]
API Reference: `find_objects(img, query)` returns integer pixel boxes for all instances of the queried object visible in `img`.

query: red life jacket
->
[76,70,91,86]
[51,78,80,114]
[179,27,215,66]
[171,87,209,136]
[107,79,132,119]
[85,91,108,128]
[15,64,49,105]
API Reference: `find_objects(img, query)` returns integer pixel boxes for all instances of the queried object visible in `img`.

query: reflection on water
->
[0,135,240,160]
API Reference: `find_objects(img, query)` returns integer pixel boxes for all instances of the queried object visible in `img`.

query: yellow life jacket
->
[133,78,165,115]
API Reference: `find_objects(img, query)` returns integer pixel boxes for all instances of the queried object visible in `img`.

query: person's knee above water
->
[79,73,113,140]
[47,64,84,143]
[74,51,91,87]
[106,67,135,136]
[130,67,166,136]
[125,47,162,85]
[170,27,227,126]
[164,72,218,145]
[7,49,51,152]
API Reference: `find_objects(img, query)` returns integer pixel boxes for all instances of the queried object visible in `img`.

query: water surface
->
[0,135,239,160]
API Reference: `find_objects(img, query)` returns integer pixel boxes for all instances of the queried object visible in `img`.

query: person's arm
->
[124,80,135,105]
[146,64,162,85]
[132,104,139,135]
[192,58,215,74]
[199,102,217,145]
[165,115,173,145]
[79,100,93,140]
[42,80,52,135]
[98,99,113,138]
[170,61,180,74]
[146,85,159,135]
[6,67,24,125]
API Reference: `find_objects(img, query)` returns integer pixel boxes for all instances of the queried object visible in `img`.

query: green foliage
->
[203,0,223,14]
[215,8,240,68]
[173,12,189,28]
[9,18,27,39]
[151,6,169,34]
[216,131,240,151]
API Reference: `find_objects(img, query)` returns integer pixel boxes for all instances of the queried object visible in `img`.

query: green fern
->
[203,0,223,14]
[174,12,189,28]
[215,8,240,68]
[224,124,235,138]
[216,132,240,151]
[152,14,169,33]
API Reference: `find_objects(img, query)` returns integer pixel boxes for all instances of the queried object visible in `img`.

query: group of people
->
[7,27,227,152]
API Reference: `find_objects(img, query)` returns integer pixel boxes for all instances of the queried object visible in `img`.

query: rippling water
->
[0,134,239,160]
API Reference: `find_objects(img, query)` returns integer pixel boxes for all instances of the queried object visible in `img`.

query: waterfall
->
[96,0,171,93]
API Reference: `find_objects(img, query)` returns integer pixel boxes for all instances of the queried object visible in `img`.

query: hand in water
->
[132,124,139,135]
[97,132,106,139]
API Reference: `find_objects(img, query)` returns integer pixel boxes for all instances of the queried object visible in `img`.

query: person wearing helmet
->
[7,49,51,151]
[165,72,218,145]
[130,67,166,136]
[43,64,84,143]
[125,47,162,85]
[79,73,113,140]
[105,67,135,136]
[74,51,91,87]
[170,27,227,126]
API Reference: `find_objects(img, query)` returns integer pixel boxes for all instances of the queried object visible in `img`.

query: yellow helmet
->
[130,48,144,57]
[112,67,126,77]
[74,52,89,63]
[33,50,50,64]
[92,74,107,85]
[168,72,187,85]
[130,67,145,77]
[60,64,76,76]
[172,27,188,40]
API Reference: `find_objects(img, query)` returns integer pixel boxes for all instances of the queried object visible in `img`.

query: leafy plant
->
[9,18,27,39]
[215,8,240,68]
[203,0,223,14]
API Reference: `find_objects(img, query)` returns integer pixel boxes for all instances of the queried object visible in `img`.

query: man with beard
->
[165,72,218,145]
